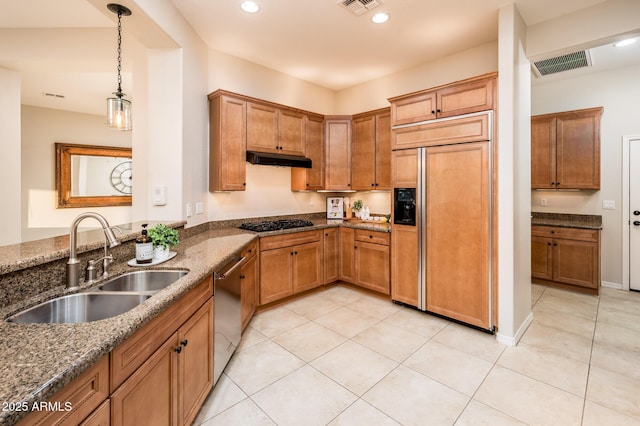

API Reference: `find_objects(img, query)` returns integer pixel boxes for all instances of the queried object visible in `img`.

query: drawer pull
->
[181,340,188,347]
[174,346,182,354]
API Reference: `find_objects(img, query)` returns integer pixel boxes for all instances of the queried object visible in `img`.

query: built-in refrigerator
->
[391,111,493,331]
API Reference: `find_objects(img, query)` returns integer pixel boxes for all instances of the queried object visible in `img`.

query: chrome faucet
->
[66,213,120,289]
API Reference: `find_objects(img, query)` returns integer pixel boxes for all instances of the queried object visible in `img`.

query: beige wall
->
[0,68,21,246]
[531,63,640,286]
[20,105,132,242]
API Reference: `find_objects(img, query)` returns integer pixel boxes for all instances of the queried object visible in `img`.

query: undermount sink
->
[98,270,188,293]
[6,293,150,324]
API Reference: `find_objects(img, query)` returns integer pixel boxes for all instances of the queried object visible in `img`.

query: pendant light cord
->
[115,9,124,98]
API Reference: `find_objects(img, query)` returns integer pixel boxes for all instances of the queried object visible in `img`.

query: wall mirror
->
[56,143,133,208]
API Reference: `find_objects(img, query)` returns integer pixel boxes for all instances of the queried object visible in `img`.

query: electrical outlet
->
[195,202,203,214]
[186,203,193,217]
[540,198,548,206]
[602,200,616,210]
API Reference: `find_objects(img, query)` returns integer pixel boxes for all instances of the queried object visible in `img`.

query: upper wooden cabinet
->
[352,108,391,190]
[389,73,496,126]
[325,116,352,190]
[531,107,603,190]
[208,93,247,191]
[291,113,325,191]
[247,102,306,156]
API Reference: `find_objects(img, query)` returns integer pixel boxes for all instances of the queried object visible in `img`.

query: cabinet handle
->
[243,182,246,186]
[436,109,441,113]
[290,252,294,255]
[547,242,551,246]
[553,243,557,246]
[181,340,188,347]
[371,183,375,187]
[550,230,555,234]
[174,346,182,354]
[294,251,298,255]
[431,110,435,114]
[240,274,245,279]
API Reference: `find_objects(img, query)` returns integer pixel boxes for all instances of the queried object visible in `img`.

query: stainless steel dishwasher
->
[213,255,245,385]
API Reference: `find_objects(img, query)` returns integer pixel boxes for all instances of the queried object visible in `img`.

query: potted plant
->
[148,224,179,260]
[352,199,364,218]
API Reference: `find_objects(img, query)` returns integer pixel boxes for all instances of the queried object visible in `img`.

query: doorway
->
[622,135,640,291]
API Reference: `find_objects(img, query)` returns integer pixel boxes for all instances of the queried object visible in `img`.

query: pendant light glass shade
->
[107,96,132,130]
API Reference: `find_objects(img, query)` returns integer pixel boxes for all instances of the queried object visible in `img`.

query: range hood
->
[246,151,312,168]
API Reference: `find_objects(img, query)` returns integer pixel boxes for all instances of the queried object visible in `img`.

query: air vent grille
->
[532,50,592,77]
[337,0,384,16]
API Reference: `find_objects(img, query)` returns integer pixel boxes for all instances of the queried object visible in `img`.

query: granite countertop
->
[531,212,602,230]
[0,219,390,425]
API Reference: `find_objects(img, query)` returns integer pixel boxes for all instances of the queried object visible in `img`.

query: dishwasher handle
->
[214,256,244,280]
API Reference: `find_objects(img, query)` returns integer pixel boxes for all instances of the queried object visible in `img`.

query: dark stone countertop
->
[531,212,602,230]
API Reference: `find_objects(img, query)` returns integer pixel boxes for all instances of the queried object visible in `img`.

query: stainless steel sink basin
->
[6,293,150,324]
[98,270,188,293]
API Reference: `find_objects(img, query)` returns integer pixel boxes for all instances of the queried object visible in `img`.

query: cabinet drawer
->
[531,225,599,242]
[355,229,390,245]
[18,356,109,426]
[110,276,213,391]
[241,239,258,260]
[260,230,321,251]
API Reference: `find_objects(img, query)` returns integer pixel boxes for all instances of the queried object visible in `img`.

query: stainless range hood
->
[246,151,312,168]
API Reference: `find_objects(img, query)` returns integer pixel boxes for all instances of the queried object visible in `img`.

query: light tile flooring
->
[194,284,640,425]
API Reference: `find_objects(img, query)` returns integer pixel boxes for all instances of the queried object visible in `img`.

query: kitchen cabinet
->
[531,107,602,190]
[325,116,352,190]
[291,113,325,191]
[352,108,391,190]
[110,277,214,426]
[17,356,109,426]
[240,240,258,331]
[389,73,496,126]
[247,102,306,156]
[339,227,355,283]
[324,227,339,284]
[391,224,419,306]
[259,230,323,305]
[531,225,600,293]
[354,230,390,294]
[208,92,247,191]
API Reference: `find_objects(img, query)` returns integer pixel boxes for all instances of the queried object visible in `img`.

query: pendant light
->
[106,4,132,131]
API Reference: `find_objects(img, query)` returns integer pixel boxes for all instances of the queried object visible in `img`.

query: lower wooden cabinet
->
[80,400,110,426]
[339,227,355,283]
[240,240,258,331]
[354,230,390,294]
[532,225,601,293]
[259,230,323,305]
[391,224,419,306]
[323,228,339,283]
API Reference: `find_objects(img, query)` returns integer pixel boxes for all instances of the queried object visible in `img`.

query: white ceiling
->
[1,0,637,115]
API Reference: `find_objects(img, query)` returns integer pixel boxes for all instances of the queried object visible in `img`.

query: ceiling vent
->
[532,50,592,77]
[337,0,384,16]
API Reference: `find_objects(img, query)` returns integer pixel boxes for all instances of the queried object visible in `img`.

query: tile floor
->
[194,284,640,425]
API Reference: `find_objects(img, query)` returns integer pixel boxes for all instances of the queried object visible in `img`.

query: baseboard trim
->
[601,281,623,290]
[496,311,533,347]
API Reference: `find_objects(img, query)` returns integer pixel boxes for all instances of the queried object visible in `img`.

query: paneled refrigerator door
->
[422,142,492,329]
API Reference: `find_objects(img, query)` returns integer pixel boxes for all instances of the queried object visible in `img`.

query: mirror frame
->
[55,143,133,208]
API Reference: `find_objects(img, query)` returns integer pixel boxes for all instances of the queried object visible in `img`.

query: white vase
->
[153,246,170,260]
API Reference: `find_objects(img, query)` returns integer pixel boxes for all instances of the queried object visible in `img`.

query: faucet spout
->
[66,212,121,289]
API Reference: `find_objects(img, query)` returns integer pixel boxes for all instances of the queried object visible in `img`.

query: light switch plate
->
[602,200,616,210]
[195,202,203,214]
[186,203,193,217]
[152,185,167,206]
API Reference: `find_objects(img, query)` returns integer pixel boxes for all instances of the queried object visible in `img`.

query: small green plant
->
[352,199,364,212]
[147,224,179,249]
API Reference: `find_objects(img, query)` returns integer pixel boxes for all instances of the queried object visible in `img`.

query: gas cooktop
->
[239,219,315,232]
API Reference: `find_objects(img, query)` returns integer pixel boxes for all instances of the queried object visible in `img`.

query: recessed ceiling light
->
[614,38,637,47]
[371,12,389,24]
[241,1,260,13]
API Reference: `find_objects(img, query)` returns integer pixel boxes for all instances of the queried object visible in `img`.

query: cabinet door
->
[325,118,352,190]
[556,109,601,189]
[391,91,437,126]
[339,227,355,283]
[391,224,419,306]
[553,239,599,289]
[324,228,339,284]
[355,241,390,294]
[425,142,490,329]
[531,116,556,189]
[352,113,376,190]
[436,77,494,118]
[241,253,258,331]
[178,301,214,426]
[247,102,279,153]
[260,247,294,304]
[79,400,110,426]
[293,241,323,293]
[209,95,246,191]
[531,236,553,280]
[391,149,418,188]
[279,109,306,155]
[375,110,391,189]
[291,114,324,191]
[111,334,179,426]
